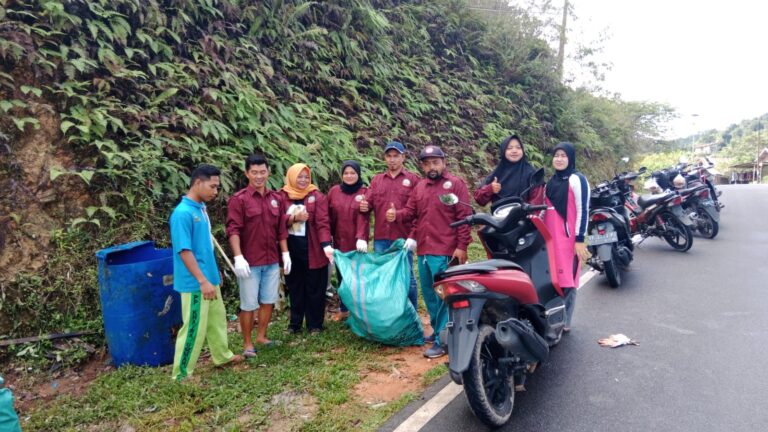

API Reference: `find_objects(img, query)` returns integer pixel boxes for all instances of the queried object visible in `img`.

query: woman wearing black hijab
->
[474,135,536,206]
[327,160,370,319]
[543,142,591,331]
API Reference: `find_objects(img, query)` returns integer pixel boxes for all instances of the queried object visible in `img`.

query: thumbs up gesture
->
[359,196,369,213]
[491,176,501,194]
[386,202,397,222]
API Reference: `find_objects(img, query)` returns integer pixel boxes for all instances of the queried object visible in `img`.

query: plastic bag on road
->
[334,239,424,346]
[598,333,639,348]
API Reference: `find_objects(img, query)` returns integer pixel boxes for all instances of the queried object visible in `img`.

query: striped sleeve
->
[570,173,590,242]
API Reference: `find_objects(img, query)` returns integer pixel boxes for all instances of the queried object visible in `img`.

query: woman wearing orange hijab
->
[280,163,334,334]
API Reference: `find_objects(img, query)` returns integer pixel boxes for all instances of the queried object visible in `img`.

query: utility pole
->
[756,121,762,183]
[556,0,569,81]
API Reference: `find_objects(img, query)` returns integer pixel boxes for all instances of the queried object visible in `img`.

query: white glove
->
[356,239,368,253]
[323,245,335,264]
[282,252,292,275]
[233,255,251,278]
[404,238,417,252]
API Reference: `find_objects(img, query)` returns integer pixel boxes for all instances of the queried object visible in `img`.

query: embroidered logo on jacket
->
[355,194,364,202]
[443,181,453,190]
[271,199,279,208]
[307,195,316,204]
[402,178,411,187]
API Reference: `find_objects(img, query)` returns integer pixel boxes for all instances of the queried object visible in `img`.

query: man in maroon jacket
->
[388,145,473,358]
[226,154,290,357]
[359,141,421,312]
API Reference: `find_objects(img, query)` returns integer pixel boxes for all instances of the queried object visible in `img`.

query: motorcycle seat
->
[637,191,673,209]
[435,259,523,281]
[678,185,707,195]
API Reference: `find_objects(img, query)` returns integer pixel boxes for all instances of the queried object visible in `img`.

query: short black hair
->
[189,164,221,187]
[245,154,269,172]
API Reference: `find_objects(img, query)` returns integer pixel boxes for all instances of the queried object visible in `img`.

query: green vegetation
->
[23,319,419,431]
[662,114,767,165]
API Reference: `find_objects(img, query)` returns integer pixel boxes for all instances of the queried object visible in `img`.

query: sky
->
[563,0,768,139]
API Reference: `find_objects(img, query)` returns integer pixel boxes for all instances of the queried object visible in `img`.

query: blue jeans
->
[374,239,418,311]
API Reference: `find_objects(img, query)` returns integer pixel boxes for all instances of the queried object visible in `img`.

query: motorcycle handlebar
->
[449,203,548,228]
[450,218,469,228]
[526,204,548,211]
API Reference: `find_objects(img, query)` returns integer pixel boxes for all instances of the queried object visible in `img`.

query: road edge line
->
[391,382,463,432]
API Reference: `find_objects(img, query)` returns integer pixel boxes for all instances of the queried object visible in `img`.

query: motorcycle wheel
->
[604,256,621,288]
[659,211,693,252]
[462,324,515,427]
[696,207,719,239]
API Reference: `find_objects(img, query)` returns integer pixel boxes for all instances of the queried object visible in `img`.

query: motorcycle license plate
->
[588,231,618,246]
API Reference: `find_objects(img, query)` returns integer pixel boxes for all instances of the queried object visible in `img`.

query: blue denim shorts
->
[238,263,280,311]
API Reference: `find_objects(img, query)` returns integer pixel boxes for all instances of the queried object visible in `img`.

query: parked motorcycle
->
[434,169,568,427]
[627,174,694,252]
[585,168,645,287]
[650,159,720,239]
[688,157,724,211]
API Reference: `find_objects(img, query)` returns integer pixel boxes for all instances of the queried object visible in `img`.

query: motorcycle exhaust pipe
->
[495,318,549,362]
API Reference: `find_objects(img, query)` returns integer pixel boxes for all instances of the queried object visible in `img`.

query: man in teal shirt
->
[170,164,242,381]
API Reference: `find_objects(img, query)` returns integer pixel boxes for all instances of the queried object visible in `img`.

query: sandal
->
[256,340,280,347]
[242,348,257,358]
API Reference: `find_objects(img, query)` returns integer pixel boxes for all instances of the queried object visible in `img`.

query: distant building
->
[465,0,516,16]
[693,142,714,155]
[729,148,768,184]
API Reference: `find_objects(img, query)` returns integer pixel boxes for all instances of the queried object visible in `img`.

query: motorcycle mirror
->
[638,166,647,174]
[439,193,459,206]
[530,168,546,186]
[517,168,546,199]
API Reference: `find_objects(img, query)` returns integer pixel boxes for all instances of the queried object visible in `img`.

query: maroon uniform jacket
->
[397,171,473,256]
[327,185,370,252]
[364,169,420,241]
[226,186,288,266]
[280,189,332,270]
[473,183,495,207]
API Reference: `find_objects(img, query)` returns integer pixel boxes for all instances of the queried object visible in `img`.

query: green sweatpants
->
[171,285,235,381]
[418,255,450,346]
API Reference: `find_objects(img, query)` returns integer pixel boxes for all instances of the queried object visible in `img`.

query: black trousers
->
[286,255,328,331]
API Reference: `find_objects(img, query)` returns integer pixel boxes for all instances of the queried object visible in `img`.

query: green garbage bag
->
[0,376,22,432]
[334,239,424,346]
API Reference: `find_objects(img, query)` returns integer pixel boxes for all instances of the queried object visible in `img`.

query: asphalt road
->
[383,184,768,432]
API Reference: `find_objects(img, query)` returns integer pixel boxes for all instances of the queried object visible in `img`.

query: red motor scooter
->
[434,169,568,427]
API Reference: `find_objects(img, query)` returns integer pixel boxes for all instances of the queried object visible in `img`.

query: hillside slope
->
[0,0,668,339]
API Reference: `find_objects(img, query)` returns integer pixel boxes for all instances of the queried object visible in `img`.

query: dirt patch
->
[262,390,319,432]
[353,347,439,405]
[9,352,113,415]
[353,315,439,405]
[0,91,92,335]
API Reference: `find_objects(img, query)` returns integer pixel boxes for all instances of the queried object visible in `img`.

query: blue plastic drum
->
[95,241,181,367]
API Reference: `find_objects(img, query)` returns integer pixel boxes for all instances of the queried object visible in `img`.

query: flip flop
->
[256,340,279,347]
[242,348,257,358]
